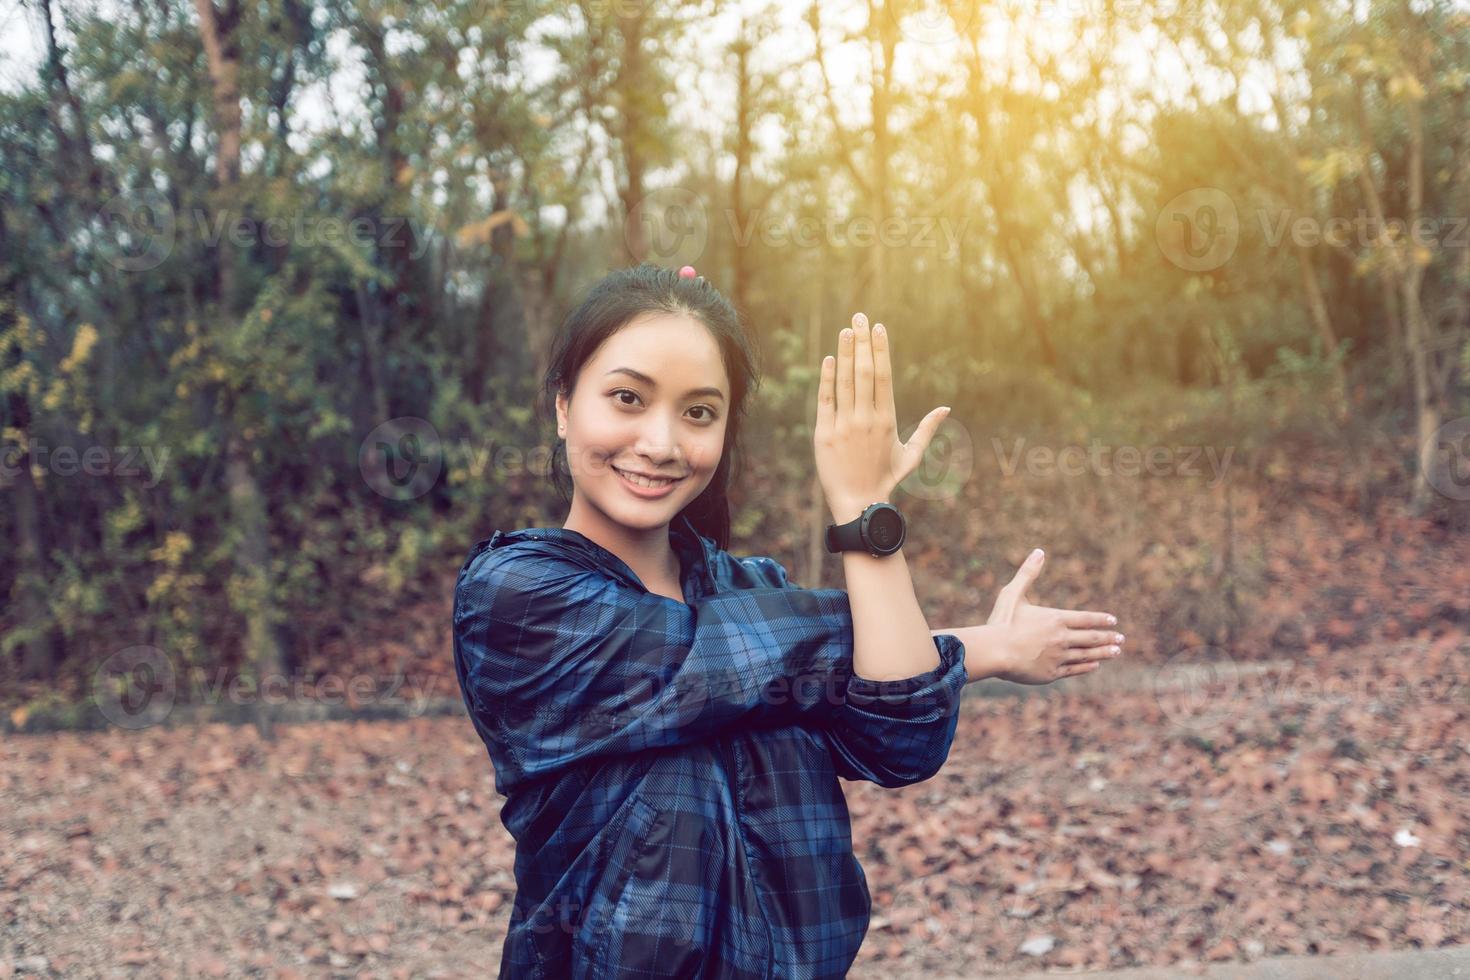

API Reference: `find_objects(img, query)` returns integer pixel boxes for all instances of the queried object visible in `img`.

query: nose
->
[632,411,682,466]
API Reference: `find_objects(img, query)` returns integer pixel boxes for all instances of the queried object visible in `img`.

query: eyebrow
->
[604,367,726,401]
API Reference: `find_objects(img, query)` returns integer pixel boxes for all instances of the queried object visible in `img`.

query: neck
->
[562,494,683,589]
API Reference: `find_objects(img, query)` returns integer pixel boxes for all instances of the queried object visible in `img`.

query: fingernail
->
[842,328,852,341]
[874,323,885,336]
[1115,633,1125,644]
[1108,615,1117,626]
[1030,548,1043,561]
[939,406,951,416]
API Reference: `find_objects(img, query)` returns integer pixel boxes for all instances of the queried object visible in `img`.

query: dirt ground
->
[3,632,1468,978]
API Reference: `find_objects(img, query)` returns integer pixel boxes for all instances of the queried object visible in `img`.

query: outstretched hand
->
[813,311,950,525]
[984,549,1123,685]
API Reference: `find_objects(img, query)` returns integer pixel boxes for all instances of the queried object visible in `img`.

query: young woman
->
[452,263,1123,979]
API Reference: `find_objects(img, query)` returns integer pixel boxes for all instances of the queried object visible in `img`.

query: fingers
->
[816,353,836,436]
[1059,609,1119,630]
[1056,661,1100,679]
[1066,628,1123,650]
[837,320,854,419]
[899,405,946,455]
[852,312,873,417]
[1005,548,1045,600]
[1063,644,1121,666]
[871,319,897,424]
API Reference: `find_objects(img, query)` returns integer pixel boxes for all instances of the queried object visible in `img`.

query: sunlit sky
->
[0,0,1266,133]
[0,0,1341,235]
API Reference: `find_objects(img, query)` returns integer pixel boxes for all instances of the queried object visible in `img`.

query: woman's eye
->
[612,389,715,423]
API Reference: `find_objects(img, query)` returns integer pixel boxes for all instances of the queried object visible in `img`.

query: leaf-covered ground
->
[4,629,1467,978]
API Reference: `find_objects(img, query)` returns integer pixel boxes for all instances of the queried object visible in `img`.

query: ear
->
[555,387,569,434]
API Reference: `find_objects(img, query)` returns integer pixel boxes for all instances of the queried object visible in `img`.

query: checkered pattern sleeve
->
[453,544,861,788]
[743,555,968,788]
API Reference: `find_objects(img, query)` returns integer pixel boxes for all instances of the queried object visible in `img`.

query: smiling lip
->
[613,466,686,498]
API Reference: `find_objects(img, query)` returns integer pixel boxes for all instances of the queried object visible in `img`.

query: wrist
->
[827,496,889,526]
[963,623,1015,684]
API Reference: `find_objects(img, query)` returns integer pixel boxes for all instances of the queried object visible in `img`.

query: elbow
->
[870,741,953,788]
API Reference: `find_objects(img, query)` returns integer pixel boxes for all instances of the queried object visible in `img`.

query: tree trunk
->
[868,0,897,313]
[225,427,282,738]
[197,0,284,735]
[6,378,60,680]
[616,6,649,265]
[193,0,243,310]
[731,29,753,328]
[1294,241,1348,422]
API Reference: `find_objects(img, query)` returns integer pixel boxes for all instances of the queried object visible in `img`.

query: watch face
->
[865,506,904,552]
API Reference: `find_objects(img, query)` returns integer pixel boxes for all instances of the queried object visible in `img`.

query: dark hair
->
[541,263,761,551]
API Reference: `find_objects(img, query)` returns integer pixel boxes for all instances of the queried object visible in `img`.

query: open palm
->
[986,549,1123,685]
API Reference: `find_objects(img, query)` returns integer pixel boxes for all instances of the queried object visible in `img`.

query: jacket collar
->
[486,511,716,599]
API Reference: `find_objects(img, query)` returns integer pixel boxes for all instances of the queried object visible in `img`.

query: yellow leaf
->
[11,706,28,729]
[454,210,525,248]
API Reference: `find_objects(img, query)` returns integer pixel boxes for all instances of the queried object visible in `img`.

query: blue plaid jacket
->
[452,511,968,979]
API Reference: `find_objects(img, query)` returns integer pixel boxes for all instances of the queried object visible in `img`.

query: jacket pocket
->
[571,793,661,979]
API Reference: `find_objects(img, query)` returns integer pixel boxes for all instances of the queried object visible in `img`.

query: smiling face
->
[555,311,731,535]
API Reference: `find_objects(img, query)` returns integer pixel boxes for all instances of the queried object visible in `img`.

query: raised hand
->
[985,549,1123,685]
[814,311,950,525]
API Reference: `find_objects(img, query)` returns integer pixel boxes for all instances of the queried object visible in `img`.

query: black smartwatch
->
[825,501,906,558]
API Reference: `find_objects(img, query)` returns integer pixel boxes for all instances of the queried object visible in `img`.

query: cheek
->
[570,411,628,451]
[689,430,726,473]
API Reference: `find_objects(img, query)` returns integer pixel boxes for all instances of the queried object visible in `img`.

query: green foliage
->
[0,0,1465,694]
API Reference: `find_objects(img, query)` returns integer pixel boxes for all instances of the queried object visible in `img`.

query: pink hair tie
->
[678,265,697,279]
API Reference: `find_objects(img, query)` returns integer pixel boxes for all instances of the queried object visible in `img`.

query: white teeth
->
[617,468,676,489]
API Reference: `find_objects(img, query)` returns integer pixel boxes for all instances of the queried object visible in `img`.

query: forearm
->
[929,623,1008,684]
[840,545,941,683]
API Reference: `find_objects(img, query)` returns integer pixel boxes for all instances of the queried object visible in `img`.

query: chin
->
[603,479,705,527]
